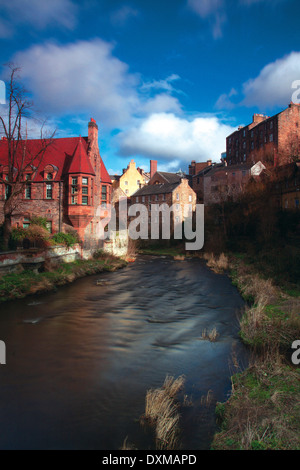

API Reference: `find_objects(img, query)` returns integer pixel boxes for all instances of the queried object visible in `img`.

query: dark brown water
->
[0,256,248,450]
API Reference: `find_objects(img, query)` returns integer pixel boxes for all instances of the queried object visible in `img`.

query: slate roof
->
[132,181,181,197]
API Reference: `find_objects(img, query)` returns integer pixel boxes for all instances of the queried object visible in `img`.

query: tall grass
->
[203,253,229,274]
[141,375,185,450]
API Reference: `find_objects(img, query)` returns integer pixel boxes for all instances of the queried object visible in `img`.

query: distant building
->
[226,102,300,168]
[0,119,112,248]
[110,159,151,198]
[202,162,266,205]
[131,170,196,228]
[188,160,214,203]
[267,161,300,210]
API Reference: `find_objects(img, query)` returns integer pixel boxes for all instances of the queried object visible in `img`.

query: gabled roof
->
[67,137,95,176]
[155,171,182,184]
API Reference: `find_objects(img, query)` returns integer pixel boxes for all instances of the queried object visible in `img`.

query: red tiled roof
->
[67,137,95,176]
[0,135,111,183]
[100,159,112,184]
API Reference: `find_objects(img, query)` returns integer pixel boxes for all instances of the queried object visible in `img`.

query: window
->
[142,196,145,202]
[270,134,273,142]
[175,216,180,223]
[270,121,273,129]
[101,185,107,204]
[136,196,139,203]
[46,173,53,181]
[46,184,53,199]
[176,204,180,211]
[137,180,140,186]
[251,141,254,150]
[155,195,158,201]
[243,130,246,137]
[25,184,31,199]
[243,153,247,162]
[82,196,88,205]
[295,199,299,209]
[23,217,30,229]
[243,141,246,149]
[125,189,129,195]
[176,193,179,201]
[71,177,78,203]
[82,177,89,201]
[46,221,52,233]
[124,181,128,186]
[189,195,192,202]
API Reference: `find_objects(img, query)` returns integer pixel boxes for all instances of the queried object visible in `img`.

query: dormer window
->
[46,173,53,181]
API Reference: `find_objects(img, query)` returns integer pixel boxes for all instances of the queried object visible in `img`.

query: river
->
[0,256,248,450]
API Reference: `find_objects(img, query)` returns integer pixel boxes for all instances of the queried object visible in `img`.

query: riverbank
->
[205,252,300,450]
[139,245,300,449]
[0,254,127,303]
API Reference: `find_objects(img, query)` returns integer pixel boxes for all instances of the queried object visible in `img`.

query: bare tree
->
[0,65,55,250]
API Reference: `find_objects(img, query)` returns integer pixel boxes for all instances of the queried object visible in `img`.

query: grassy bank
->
[0,255,127,303]
[205,252,300,450]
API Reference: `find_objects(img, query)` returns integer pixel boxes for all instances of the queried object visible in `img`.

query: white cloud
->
[0,0,77,33]
[12,40,186,129]
[13,39,140,128]
[216,52,300,110]
[141,94,183,114]
[242,52,300,108]
[117,113,234,163]
[140,74,182,94]
[215,88,238,110]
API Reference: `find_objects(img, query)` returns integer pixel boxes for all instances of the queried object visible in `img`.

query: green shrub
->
[30,216,49,229]
[51,232,78,247]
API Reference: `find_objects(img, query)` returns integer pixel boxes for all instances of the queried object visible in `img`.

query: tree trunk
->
[3,202,12,251]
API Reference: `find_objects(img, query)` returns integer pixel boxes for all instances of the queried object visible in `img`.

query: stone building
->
[0,119,112,248]
[201,162,266,205]
[131,170,196,228]
[110,159,152,197]
[267,161,300,210]
[226,102,300,168]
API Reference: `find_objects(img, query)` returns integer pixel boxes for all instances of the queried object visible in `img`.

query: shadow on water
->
[0,256,249,450]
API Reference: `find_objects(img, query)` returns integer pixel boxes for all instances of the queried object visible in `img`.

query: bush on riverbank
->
[0,254,127,302]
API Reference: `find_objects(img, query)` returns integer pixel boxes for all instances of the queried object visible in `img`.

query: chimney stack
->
[189,160,196,176]
[150,160,157,179]
[88,118,99,154]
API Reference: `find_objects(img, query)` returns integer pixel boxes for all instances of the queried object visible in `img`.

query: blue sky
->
[1,0,300,174]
